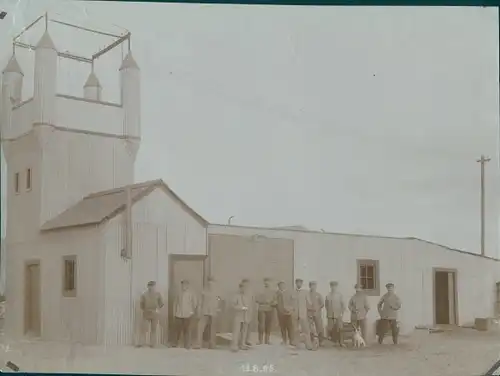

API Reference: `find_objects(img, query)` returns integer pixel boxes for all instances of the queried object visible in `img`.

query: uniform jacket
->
[293,288,312,319]
[275,289,294,315]
[377,292,402,320]
[173,289,197,318]
[245,289,257,322]
[325,291,345,319]
[140,290,164,320]
[348,292,370,320]
[256,287,277,312]
[309,291,324,315]
[198,288,221,317]
[232,292,253,323]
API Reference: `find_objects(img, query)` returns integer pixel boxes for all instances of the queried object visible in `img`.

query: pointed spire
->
[36,30,57,51]
[84,72,101,88]
[119,51,139,71]
[2,54,23,76]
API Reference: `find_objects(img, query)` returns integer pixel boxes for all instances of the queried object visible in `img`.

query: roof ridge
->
[85,179,163,198]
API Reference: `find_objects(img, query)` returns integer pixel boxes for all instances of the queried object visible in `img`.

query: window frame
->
[26,168,32,191]
[14,172,20,194]
[62,255,77,298]
[356,259,380,296]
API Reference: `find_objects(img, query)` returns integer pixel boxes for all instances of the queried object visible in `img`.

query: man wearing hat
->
[292,278,313,350]
[231,281,252,352]
[325,281,345,346]
[138,281,164,347]
[377,283,402,344]
[241,279,256,346]
[308,281,325,346]
[275,281,295,345]
[172,279,198,349]
[256,277,277,345]
[348,283,370,341]
[194,276,221,349]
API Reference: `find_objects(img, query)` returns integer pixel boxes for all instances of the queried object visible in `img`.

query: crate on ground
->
[475,317,496,331]
[340,322,355,341]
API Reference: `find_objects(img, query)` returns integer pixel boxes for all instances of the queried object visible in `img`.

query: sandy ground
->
[0,328,498,376]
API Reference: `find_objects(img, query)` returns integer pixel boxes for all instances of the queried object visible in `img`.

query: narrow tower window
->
[14,172,19,194]
[26,168,32,191]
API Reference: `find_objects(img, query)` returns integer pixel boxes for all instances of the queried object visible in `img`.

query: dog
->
[352,325,366,348]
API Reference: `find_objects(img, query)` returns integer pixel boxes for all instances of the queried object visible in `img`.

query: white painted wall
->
[55,95,123,136]
[208,225,500,340]
[38,128,136,224]
[101,187,207,346]
[4,226,103,344]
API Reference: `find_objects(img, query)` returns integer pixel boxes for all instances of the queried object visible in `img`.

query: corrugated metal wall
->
[103,188,207,346]
[209,225,500,338]
[208,234,294,333]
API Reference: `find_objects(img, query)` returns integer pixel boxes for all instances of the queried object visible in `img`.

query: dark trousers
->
[378,319,399,344]
[277,312,294,344]
[258,310,274,343]
[196,315,216,348]
[174,317,192,348]
[327,318,344,345]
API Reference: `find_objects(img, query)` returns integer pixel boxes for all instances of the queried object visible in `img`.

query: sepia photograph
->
[0,0,499,375]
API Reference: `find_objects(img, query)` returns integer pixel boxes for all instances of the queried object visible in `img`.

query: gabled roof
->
[41,179,208,232]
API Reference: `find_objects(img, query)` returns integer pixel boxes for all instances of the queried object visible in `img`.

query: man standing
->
[241,279,255,346]
[325,281,345,347]
[256,277,277,345]
[308,281,325,346]
[173,279,197,349]
[275,281,294,345]
[348,284,370,341]
[292,278,313,350]
[138,281,164,348]
[377,283,402,345]
[231,282,251,352]
[194,276,220,349]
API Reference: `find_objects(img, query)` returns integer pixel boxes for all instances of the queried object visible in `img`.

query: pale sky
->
[0,0,499,257]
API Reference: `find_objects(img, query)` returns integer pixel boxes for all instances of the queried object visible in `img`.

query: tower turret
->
[2,54,23,104]
[33,30,58,125]
[119,51,141,142]
[1,53,24,139]
[83,70,102,101]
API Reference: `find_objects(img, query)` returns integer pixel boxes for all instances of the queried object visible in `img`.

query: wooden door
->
[24,261,41,336]
[434,271,449,325]
[168,255,206,343]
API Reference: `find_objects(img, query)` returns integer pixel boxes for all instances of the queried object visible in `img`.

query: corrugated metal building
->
[207,225,500,340]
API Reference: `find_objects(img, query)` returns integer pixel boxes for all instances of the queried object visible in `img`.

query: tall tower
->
[0,15,141,242]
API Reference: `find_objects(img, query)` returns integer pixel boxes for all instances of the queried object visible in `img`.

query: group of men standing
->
[137,276,402,351]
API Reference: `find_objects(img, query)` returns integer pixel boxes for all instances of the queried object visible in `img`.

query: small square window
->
[14,172,20,194]
[357,259,380,296]
[26,168,32,191]
[62,256,77,297]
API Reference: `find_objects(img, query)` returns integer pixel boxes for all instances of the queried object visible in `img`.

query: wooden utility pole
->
[476,155,491,257]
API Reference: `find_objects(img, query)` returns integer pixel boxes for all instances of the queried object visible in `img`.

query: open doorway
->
[433,268,458,326]
[24,260,41,337]
[167,254,207,344]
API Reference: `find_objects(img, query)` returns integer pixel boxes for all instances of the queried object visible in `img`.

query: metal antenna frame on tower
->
[11,12,131,66]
